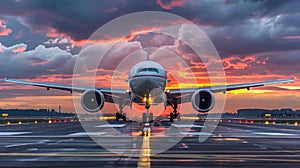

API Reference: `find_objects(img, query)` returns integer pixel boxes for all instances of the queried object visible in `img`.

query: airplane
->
[4,55,295,122]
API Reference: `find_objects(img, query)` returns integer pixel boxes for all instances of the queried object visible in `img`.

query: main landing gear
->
[116,100,127,121]
[169,98,181,122]
[116,111,126,121]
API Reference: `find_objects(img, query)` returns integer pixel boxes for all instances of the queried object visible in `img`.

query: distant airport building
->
[0,108,75,117]
[237,108,297,118]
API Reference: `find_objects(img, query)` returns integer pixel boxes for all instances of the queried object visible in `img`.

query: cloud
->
[1,0,297,42]
[205,13,300,57]
[0,18,12,36]
[222,49,300,80]
[0,43,75,78]
[156,0,186,10]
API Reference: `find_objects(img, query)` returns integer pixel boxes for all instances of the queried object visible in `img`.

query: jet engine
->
[81,89,105,112]
[191,89,215,112]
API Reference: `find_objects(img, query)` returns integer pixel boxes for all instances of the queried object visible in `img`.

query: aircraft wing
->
[167,78,295,104]
[4,78,130,104]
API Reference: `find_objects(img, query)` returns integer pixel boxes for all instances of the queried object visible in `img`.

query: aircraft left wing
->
[167,78,295,104]
[4,78,130,104]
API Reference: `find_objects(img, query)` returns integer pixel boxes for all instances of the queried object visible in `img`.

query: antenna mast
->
[147,47,150,60]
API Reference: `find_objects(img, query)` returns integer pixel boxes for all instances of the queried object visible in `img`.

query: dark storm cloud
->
[207,12,300,57]
[0,0,162,41]
[0,0,297,41]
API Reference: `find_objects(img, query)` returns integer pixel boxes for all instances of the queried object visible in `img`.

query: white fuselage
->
[128,61,167,105]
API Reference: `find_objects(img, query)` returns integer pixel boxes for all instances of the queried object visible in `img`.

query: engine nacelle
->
[191,89,215,112]
[81,89,105,112]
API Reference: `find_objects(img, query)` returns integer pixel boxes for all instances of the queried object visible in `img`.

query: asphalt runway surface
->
[1,119,300,168]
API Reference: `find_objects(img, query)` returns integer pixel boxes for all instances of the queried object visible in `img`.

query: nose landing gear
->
[142,106,153,123]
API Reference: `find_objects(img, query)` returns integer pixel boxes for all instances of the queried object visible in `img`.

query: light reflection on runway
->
[1,120,300,167]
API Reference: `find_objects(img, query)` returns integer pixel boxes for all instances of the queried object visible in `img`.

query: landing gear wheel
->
[170,112,174,122]
[122,113,126,121]
[116,112,120,121]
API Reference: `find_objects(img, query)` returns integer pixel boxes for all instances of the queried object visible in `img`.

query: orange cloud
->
[12,47,26,53]
[282,35,300,39]
[156,0,186,10]
[0,19,12,36]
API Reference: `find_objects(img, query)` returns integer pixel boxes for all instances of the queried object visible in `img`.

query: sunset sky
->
[0,0,299,115]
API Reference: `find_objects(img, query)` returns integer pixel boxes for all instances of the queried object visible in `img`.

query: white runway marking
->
[253,132,296,136]
[68,132,106,136]
[179,132,213,136]
[172,124,204,128]
[0,132,31,136]
[95,124,126,128]
[5,140,50,148]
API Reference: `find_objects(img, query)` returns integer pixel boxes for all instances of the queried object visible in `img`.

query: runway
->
[1,119,300,167]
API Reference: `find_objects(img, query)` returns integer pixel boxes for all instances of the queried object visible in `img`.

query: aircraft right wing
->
[167,78,295,104]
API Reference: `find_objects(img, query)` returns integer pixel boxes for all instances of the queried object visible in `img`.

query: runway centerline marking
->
[138,136,151,168]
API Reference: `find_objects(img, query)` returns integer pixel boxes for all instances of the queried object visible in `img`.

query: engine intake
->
[191,89,215,112]
[81,89,105,112]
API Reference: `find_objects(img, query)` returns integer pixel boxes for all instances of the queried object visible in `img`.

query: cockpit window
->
[137,68,159,73]
[137,68,147,73]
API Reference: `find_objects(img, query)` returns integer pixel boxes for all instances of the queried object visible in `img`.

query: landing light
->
[34,121,38,124]
[7,121,10,125]
[265,121,269,124]
[18,121,22,125]
[295,122,298,126]
[143,97,147,103]
[148,97,152,104]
